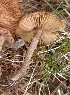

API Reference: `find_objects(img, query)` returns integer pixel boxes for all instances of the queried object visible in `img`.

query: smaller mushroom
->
[13,12,67,81]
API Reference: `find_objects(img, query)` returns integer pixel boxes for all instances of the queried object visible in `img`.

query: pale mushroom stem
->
[12,28,42,81]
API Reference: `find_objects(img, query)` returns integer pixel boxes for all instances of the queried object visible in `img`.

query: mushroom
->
[12,12,67,81]
[0,0,21,51]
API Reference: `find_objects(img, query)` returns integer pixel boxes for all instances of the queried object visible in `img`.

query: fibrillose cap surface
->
[0,0,21,34]
[0,0,21,51]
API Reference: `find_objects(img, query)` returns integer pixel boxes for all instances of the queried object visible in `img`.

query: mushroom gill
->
[16,12,67,45]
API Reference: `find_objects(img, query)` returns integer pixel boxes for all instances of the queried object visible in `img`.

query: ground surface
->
[0,0,70,95]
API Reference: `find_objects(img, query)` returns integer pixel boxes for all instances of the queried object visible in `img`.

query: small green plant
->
[42,38,70,94]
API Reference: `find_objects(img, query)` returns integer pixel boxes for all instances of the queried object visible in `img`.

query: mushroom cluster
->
[16,12,67,45]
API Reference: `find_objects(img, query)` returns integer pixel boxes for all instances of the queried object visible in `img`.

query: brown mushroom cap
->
[0,0,21,34]
[16,12,67,45]
[0,0,21,51]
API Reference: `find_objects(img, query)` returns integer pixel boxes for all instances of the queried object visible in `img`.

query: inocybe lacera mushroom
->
[12,12,67,81]
[0,0,21,51]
